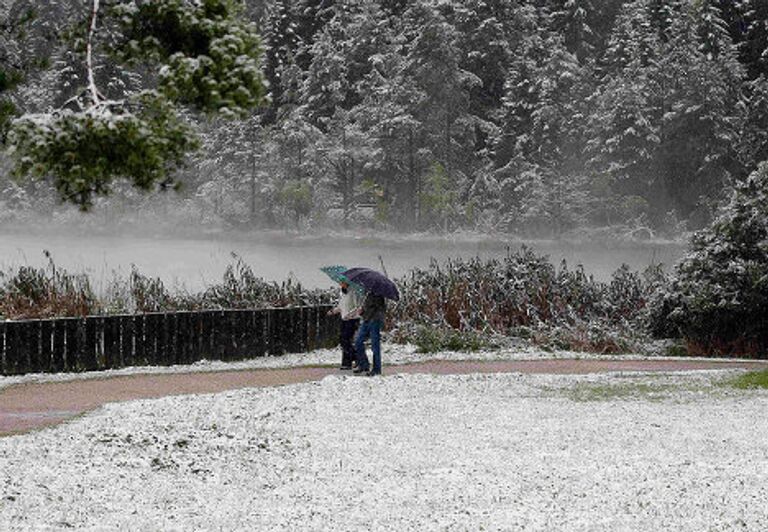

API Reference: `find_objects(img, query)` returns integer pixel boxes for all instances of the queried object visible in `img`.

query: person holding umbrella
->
[321,266,363,370]
[328,280,362,370]
[342,267,400,377]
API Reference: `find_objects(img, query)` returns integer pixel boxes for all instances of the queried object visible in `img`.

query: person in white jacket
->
[328,281,362,370]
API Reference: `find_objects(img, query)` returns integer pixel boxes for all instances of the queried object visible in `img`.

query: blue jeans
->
[355,319,382,373]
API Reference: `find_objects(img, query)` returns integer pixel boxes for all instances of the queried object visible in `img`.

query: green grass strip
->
[729,369,768,390]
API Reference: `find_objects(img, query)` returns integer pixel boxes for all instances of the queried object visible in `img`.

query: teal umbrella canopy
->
[320,265,365,294]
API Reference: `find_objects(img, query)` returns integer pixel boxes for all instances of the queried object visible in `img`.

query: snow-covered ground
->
[1,368,767,531]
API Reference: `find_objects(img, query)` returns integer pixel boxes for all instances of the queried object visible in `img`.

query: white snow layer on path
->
[0,341,741,392]
[1,371,767,531]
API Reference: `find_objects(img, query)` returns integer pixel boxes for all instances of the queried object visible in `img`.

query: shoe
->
[339,365,352,370]
[353,367,369,375]
[366,371,381,377]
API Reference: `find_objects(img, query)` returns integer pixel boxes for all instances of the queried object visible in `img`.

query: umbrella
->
[320,265,364,294]
[342,267,400,301]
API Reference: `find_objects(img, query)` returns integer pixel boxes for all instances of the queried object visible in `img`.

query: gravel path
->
[2,358,767,436]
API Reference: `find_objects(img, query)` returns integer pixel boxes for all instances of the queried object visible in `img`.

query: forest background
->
[1,0,766,239]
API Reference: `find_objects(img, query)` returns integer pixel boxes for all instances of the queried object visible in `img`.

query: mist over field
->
[0,230,685,291]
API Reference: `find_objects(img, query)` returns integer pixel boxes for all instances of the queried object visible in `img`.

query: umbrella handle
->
[378,255,389,278]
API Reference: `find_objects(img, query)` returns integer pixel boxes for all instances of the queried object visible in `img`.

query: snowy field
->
[1,369,767,531]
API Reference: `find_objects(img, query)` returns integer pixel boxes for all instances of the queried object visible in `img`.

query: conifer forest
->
[0,0,766,238]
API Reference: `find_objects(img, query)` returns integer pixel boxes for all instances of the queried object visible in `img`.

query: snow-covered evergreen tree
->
[739,0,768,80]
[740,75,768,169]
[5,0,266,210]
[547,0,597,64]
[654,161,768,355]
[587,0,744,227]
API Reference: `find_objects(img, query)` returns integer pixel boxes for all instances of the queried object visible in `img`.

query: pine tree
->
[548,0,597,64]
[740,75,768,168]
[5,0,267,210]
[587,0,744,226]
[655,161,768,355]
[299,24,349,128]
[293,0,335,71]
[262,0,301,123]
[518,34,592,236]
[354,41,425,229]
[402,1,479,178]
[740,0,768,80]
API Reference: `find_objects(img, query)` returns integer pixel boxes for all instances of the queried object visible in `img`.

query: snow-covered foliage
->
[651,162,768,356]
[392,246,663,353]
[1,0,768,235]
[0,253,331,320]
[3,0,266,210]
[112,0,267,116]
[7,91,197,210]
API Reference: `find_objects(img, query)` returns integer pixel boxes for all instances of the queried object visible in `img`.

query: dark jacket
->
[361,293,386,322]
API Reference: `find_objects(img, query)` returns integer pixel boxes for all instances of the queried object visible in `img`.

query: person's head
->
[340,281,349,293]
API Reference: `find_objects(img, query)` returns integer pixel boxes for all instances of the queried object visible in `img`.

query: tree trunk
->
[409,126,418,228]
[250,152,257,225]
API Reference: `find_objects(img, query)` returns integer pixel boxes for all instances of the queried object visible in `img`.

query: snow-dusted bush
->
[651,162,768,357]
[0,252,99,319]
[390,322,500,353]
[391,247,660,353]
[0,254,332,320]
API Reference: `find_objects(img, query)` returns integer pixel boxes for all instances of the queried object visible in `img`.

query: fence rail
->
[0,305,339,376]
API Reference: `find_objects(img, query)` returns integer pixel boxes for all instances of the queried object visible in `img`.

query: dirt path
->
[2,358,767,436]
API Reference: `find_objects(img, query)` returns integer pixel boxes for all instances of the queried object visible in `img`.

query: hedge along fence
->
[0,305,340,376]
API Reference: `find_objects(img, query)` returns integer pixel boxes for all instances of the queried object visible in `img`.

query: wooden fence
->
[0,305,339,376]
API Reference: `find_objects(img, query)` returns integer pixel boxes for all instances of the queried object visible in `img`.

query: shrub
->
[391,247,657,338]
[0,251,99,319]
[390,323,498,353]
[651,162,768,357]
[0,253,332,320]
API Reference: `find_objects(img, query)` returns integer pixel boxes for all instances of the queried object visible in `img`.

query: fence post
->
[39,319,54,373]
[199,311,214,361]
[319,305,340,348]
[52,319,66,372]
[177,312,192,366]
[143,313,161,366]
[252,309,266,357]
[83,317,101,371]
[120,315,135,368]
[0,320,5,375]
[26,320,42,374]
[286,307,302,353]
[267,308,283,355]
[212,310,226,361]
[133,314,147,366]
[104,316,123,369]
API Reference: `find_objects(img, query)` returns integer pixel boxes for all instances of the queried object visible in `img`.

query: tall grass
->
[0,251,99,319]
[390,247,665,353]
[0,252,333,320]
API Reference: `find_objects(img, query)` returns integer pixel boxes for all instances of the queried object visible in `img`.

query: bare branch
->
[86,0,101,106]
